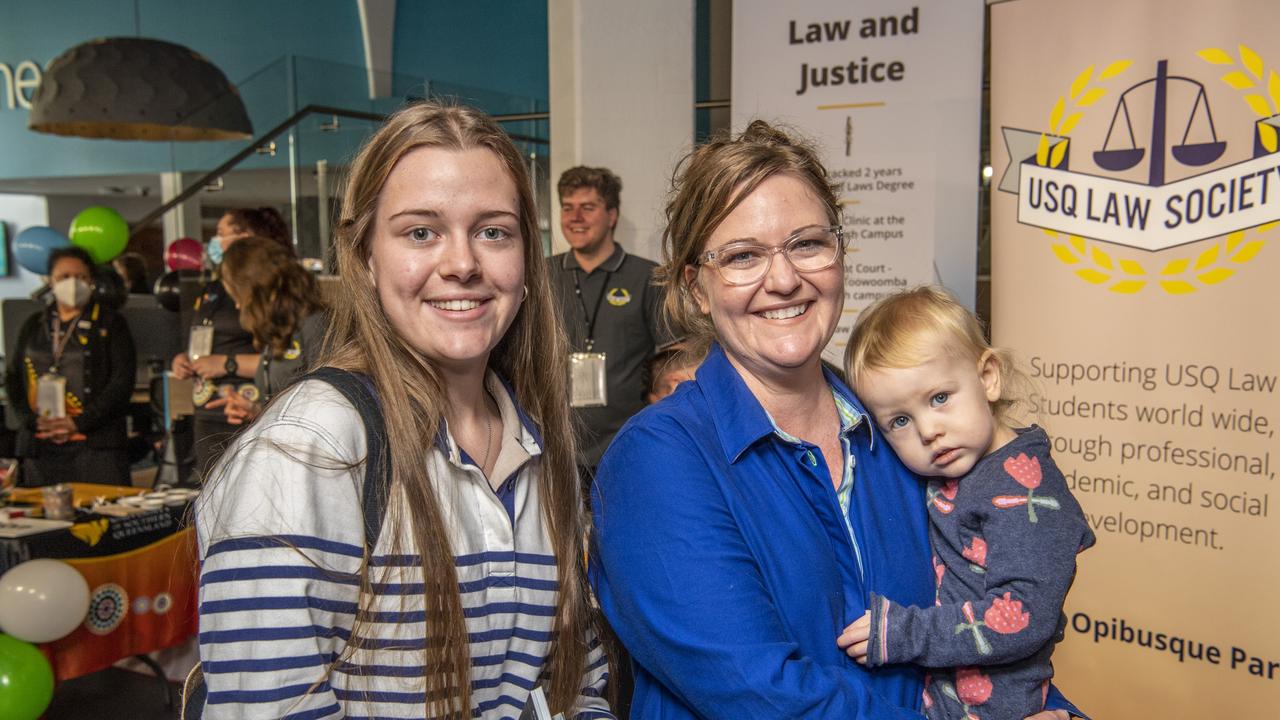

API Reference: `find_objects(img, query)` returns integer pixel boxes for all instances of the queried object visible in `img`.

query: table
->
[0,483,197,683]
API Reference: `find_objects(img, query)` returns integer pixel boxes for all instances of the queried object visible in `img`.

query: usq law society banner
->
[992,0,1279,715]
[733,0,984,363]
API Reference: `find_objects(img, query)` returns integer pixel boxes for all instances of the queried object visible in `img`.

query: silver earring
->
[522,284,529,302]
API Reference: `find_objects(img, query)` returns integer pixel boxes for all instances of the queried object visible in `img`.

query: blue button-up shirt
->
[591,344,1084,719]
[591,343,934,719]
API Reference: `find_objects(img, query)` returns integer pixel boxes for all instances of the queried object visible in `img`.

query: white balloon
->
[0,559,91,643]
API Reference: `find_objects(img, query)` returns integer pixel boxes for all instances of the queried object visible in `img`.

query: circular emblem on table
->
[606,287,631,306]
[85,583,129,635]
[152,592,173,615]
[132,595,151,615]
[237,383,260,402]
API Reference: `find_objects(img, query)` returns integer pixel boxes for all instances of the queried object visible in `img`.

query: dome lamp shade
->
[28,37,253,141]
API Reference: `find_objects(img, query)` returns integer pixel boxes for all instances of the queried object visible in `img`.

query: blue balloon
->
[13,226,71,274]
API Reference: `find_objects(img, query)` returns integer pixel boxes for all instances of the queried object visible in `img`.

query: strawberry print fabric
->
[866,426,1095,720]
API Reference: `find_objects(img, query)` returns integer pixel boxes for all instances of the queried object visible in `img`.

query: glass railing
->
[140,54,551,262]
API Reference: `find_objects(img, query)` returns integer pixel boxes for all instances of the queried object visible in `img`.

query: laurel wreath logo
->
[1034,53,1271,295]
[1200,44,1280,151]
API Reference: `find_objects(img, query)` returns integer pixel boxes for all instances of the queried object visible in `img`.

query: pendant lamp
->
[28,37,253,141]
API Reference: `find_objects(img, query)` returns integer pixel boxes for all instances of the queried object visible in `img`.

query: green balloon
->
[0,633,54,720]
[68,205,129,264]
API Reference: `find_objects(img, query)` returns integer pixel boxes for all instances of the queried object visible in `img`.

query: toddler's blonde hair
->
[844,285,1026,425]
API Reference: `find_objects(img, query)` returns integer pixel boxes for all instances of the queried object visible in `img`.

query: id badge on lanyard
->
[37,373,66,418]
[189,324,214,360]
[570,352,608,408]
[41,312,78,418]
[570,268,614,408]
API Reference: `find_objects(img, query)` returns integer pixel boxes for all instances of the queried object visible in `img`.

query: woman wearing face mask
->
[170,207,290,482]
[6,247,137,487]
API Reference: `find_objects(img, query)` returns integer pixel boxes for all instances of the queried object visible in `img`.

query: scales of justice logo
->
[1000,47,1279,294]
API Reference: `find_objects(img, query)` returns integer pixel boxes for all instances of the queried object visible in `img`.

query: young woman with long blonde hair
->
[196,102,612,720]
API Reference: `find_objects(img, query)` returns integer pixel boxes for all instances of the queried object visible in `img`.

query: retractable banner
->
[732,0,985,363]
[991,0,1279,715]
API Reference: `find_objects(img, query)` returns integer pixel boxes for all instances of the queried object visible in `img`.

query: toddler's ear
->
[978,350,1003,403]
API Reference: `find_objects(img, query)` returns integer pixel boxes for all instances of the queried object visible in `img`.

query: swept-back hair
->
[557,165,623,210]
[658,120,840,355]
[220,236,325,358]
[323,101,588,718]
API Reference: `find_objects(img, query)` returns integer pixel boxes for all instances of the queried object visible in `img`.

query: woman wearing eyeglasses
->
[589,121,1085,719]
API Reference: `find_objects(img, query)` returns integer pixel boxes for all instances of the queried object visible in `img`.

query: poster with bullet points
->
[733,0,984,363]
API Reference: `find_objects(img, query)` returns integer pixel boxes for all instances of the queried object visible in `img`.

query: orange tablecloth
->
[2,485,197,681]
[8,481,147,508]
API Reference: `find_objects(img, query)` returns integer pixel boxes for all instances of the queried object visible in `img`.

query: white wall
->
[548,0,695,262]
[0,193,50,348]
[0,193,50,299]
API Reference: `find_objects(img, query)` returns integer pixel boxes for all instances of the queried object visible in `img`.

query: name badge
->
[570,352,608,408]
[189,325,214,360]
[37,373,66,418]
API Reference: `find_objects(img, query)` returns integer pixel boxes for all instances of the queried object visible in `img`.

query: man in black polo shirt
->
[551,166,666,476]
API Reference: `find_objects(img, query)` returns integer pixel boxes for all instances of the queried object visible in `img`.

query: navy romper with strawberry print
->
[865,426,1095,720]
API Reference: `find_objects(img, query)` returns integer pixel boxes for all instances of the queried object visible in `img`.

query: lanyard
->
[572,268,614,352]
[49,310,84,373]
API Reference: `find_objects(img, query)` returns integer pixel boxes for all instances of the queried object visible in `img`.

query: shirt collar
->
[435,370,544,464]
[829,381,875,451]
[694,343,874,461]
[47,302,98,326]
[560,242,627,273]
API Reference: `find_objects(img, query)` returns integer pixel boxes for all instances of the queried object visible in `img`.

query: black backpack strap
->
[300,367,393,554]
[182,367,391,720]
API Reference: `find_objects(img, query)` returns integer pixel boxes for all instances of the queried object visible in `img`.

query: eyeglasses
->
[696,225,844,286]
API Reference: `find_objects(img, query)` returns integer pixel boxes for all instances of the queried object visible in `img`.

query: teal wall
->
[392,0,548,114]
[0,0,551,180]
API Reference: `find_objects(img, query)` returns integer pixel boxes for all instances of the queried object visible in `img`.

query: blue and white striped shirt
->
[196,374,613,720]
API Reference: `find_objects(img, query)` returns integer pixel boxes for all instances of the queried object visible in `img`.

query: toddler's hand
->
[836,611,872,663]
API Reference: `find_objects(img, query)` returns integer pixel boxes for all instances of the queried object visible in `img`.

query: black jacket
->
[6,303,136,454]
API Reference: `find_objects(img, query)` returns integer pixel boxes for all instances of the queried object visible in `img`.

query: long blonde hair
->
[323,101,589,718]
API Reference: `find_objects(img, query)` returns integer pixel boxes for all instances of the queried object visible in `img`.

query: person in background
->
[550,166,666,481]
[112,251,151,294]
[6,247,136,486]
[206,236,327,426]
[195,102,613,719]
[644,340,700,405]
[170,207,290,481]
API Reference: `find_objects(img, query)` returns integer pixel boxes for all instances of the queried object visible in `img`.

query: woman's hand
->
[190,354,227,380]
[836,611,872,663]
[35,416,77,443]
[171,352,194,379]
[206,391,261,425]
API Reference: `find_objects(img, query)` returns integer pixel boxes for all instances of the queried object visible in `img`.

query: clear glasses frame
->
[696,225,845,286]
